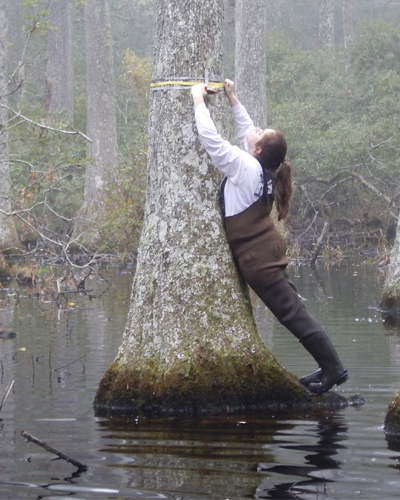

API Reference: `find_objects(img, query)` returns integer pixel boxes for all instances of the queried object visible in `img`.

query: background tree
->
[109,0,155,60]
[342,0,354,49]
[266,0,319,50]
[94,0,310,414]
[381,215,400,310]
[74,0,118,246]
[235,0,267,126]
[319,0,334,49]
[45,0,74,123]
[0,0,19,252]
[235,0,277,340]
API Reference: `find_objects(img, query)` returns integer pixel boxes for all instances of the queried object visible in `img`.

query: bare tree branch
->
[352,173,398,218]
[371,137,393,150]
[310,221,330,267]
[0,103,92,143]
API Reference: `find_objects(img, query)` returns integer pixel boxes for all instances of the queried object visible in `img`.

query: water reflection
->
[256,413,347,499]
[97,414,286,499]
[382,313,400,332]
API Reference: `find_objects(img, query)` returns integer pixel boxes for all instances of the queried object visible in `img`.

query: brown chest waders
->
[223,196,348,395]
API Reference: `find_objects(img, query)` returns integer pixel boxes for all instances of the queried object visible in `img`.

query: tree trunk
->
[94,0,316,415]
[0,0,19,253]
[381,213,400,310]
[74,0,118,246]
[235,0,267,127]
[342,0,354,49]
[319,0,335,50]
[223,0,235,77]
[235,0,277,342]
[46,0,74,123]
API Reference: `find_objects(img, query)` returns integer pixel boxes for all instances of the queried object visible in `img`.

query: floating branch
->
[20,431,89,471]
[0,380,14,413]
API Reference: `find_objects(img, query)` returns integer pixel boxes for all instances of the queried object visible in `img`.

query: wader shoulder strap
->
[220,176,228,218]
[262,170,274,199]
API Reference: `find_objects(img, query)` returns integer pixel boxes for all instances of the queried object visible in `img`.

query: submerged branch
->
[20,431,89,471]
[0,380,15,413]
[53,355,86,372]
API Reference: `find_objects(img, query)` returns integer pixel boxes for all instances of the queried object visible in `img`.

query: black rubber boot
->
[301,332,348,396]
[299,368,322,386]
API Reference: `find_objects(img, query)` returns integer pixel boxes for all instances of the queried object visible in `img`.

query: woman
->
[192,79,348,395]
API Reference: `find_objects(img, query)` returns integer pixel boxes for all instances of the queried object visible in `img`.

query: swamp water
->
[1,263,400,499]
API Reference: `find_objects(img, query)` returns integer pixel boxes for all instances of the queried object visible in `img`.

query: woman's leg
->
[251,270,323,342]
[250,269,348,395]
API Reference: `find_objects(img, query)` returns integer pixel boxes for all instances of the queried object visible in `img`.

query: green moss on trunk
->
[385,389,400,437]
[94,347,347,414]
[0,252,11,279]
[381,288,400,311]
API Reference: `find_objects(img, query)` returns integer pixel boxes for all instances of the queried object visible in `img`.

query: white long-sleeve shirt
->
[194,102,271,217]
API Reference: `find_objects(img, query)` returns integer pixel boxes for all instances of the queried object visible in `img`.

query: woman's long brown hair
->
[255,130,292,221]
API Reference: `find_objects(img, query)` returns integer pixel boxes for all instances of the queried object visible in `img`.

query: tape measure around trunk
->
[150,80,225,91]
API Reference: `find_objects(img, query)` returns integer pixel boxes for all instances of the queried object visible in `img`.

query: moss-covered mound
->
[381,289,400,311]
[385,389,400,437]
[94,349,348,415]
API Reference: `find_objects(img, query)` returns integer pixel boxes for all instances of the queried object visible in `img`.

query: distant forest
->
[0,0,399,263]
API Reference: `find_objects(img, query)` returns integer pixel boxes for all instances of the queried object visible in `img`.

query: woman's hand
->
[191,83,207,106]
[224,79,239,107]
[224,79,235,96]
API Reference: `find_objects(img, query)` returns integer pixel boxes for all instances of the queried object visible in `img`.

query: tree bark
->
[235,0,278,343]
[46,0,74,123]
[74,0,118,246]
[223,0,235,77]
[0,0,19,252]
[381,213,400,310]
[342,0,354,49]
[94,0,313,414]
[319,0,335,50]
[235,0,267,127]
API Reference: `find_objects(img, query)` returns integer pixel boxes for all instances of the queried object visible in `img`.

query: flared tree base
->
[385,390,400,438]
[381,288,400,312]
[94,349,347,415]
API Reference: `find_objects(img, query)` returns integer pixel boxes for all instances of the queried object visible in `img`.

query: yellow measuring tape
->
[150,80,225,92]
